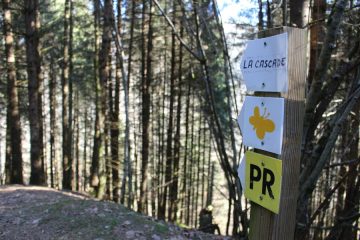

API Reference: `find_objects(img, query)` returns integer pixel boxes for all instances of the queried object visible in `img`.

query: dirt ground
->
[0,185,231,240]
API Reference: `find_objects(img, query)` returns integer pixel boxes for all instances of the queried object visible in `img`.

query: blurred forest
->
[0,0,359,239]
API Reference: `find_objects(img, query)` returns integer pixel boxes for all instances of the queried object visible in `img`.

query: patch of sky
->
[217,0,258,28]
[216,0,258,92]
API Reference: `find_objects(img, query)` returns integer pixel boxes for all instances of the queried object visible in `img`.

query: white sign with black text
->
[240,33,288,92]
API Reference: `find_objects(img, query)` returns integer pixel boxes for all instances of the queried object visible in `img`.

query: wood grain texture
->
[248,27,307,240]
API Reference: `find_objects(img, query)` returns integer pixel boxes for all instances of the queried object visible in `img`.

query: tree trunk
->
[25,0,45,185]
[169,11,183,222]
[139,0,153,213]
[186,93,195,226]
[257,0,264,31]
[161,1,177,221]
[111,0,122,204]
[120,0,135,206]
[3,0,23,184]
[289,0,310,28]
[180,77,191,223]
[97,0,113,199]
[49,57,57,188]
[308,0,326,87]
[83,107,89,192]
[62,0,74,190]
[90,0,101,191]
[75,90,80,191]
[195,112,203,228]
[157,3,169,218]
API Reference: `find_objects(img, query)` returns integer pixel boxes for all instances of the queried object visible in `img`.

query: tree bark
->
[139,0,153,213]
[161,1,177,221]
[169,10,184,222]
[49,57,57,188]
[97,0,113,199]
[180,76,191,223]
[308,0,326,87]
[90,0,101,191]
[62,0,74,190]
[120,0,135,205]
[25,0,45,185]
[258,0,264,31]
[111,0,122,204]
[289,0,310,28]
[3,0,23,184]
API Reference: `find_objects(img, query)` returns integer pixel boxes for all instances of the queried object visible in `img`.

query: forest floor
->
[0,185,231,240]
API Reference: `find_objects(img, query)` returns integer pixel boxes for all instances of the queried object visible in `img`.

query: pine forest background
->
[0,0,359,239]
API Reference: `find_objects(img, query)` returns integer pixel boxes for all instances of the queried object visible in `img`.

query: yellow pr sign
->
[245,151,282,214]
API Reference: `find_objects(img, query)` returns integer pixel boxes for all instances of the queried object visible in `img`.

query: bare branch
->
[325,159,359,169]
[299,85,360,202]
[303,0,349,143]
[307,171,351,227]
[152,0,204,62]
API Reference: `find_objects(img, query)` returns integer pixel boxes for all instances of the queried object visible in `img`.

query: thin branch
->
[303,0,349,144]
[299,85,360,202]
[307,171,350,227]
[152,0,204,62]
[325,159,359,169]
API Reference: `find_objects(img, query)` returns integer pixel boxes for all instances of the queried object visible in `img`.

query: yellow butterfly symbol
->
[249,106,275,140]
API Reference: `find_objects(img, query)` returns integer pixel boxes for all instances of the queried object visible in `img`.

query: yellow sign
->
[249,106,275,140]
[244,151,282,214]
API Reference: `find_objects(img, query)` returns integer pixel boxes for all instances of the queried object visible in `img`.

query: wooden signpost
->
[238,27,307,239]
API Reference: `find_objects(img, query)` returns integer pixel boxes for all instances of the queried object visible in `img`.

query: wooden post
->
[248,27,307,239]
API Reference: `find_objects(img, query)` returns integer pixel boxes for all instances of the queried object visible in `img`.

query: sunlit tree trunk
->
[120,0,135,206]
[139,0,153,213]
[111,0,122,203]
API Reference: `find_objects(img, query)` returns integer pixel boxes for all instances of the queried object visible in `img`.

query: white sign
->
[240,33,288,92]
[238,96,284,154]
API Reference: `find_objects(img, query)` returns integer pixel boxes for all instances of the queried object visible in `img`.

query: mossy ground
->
[0,185,230,240]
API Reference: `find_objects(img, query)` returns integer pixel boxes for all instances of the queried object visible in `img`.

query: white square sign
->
[238,96,284,154]
[240,33,288,92]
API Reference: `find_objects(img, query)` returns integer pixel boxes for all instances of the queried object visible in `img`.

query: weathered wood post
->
[238,27,307,239]
[249,27,307,239]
